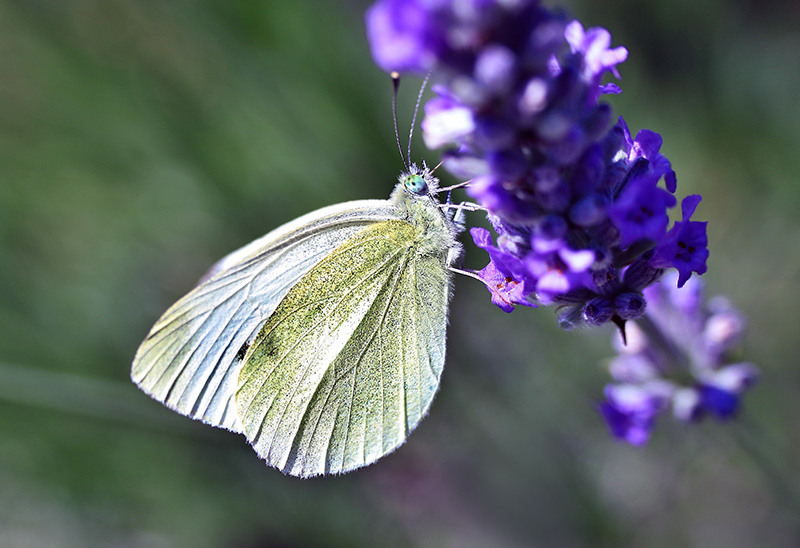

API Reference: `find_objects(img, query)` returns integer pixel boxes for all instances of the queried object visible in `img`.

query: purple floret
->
[608,174,677,248]
[653,195,709,288]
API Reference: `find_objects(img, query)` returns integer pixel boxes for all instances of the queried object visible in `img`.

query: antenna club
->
[390,72,431,169]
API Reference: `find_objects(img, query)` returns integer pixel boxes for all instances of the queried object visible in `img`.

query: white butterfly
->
[132,165,463,477]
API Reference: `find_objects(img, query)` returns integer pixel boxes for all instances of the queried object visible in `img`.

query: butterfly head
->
[399,163,439,197]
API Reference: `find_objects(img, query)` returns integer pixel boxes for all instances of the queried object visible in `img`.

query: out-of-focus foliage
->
[0,0,798,546]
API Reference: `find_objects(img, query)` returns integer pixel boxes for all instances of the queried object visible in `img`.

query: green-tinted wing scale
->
[236,219,451,477]
[130,201,399,432]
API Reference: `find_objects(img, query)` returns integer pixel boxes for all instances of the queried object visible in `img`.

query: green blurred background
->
[1,0,798,546]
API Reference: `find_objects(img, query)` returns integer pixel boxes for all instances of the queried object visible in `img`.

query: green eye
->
[404,174,428,195]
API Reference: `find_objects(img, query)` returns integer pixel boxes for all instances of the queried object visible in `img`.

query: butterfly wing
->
[131,200,400,432]
[236,219,453,477]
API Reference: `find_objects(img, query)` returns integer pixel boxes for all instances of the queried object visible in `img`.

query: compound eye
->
[404,174,428,195]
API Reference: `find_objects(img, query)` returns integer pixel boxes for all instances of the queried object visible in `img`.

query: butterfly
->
[131,164,463,477]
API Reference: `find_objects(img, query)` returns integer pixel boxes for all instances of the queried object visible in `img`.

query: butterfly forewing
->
[236,219,452,477]
[131,201,400,432]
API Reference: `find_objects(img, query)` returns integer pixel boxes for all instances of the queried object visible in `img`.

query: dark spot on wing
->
[236,341,250,362]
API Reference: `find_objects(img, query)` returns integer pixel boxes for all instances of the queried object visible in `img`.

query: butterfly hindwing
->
[130,201,400,432]
[236,219,452,477]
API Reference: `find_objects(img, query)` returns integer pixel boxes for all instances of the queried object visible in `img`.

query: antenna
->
[392,71,432,168]
[391,72,407,168]
[407,72,431,165]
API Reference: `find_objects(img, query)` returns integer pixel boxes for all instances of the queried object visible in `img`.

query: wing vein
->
[159,287,251,402]
[339,251,411,470]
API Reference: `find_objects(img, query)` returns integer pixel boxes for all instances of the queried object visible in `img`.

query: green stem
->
[635,315,692,379]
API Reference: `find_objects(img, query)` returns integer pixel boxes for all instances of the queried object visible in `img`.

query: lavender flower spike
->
[365,0,756,448]
[366,0,707,325]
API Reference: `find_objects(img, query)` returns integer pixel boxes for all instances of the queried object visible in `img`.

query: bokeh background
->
[1,0,799,546]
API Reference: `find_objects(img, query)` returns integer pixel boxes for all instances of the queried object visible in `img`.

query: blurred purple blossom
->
[599,272,758,444]
[599,382,671,446]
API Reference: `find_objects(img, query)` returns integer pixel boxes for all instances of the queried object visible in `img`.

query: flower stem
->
[635,315,692,378]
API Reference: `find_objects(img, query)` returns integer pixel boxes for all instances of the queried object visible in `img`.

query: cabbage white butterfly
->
[131,164,463,477]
